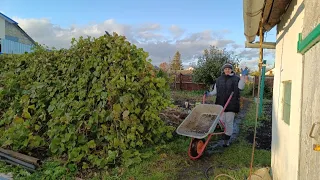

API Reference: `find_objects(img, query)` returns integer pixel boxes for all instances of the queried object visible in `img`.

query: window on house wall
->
[282,80,292,125]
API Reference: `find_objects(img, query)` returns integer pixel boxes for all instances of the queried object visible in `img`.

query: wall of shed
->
[0,17,5,39]
[298,0,320,179]
[271,0,304,179]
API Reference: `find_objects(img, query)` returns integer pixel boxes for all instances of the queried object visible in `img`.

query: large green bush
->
[192,45,240,86]
[0,33,174,169]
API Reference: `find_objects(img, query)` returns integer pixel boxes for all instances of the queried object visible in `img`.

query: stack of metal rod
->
[0,148,41,172]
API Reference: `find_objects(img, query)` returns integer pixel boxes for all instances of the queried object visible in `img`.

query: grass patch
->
[0,137,190,180]
[210,140,270,169]
[113,137,190,180]
[0,160,76,180]
[240,100,271,132]
[171,90,216,104]
[241,102,260,131]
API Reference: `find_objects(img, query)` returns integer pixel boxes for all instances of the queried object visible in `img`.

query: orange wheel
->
[196,140,204,154]
[190,139,205,157]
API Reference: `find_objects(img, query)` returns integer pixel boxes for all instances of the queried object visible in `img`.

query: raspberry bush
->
[0,33,174,169]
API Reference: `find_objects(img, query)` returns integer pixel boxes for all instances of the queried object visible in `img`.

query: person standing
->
[205,63,245,147]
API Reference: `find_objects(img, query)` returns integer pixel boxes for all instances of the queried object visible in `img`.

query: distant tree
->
[159,62,169,72]
[189,62,197,68]
[170,51,183,71]
[250,71,260,76]
[192,46,240,86]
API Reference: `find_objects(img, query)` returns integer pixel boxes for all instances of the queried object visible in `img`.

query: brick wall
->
[5,21,33,45]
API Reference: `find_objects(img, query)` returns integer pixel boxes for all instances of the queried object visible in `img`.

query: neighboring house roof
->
[0,12,36,45]
[176,70,193,75]
[265,68,274,76]
[16,25,37,45]
[0,12,18,24]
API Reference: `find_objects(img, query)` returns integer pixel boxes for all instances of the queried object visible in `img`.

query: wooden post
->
[180,73,183,91]
[252,76,255,97]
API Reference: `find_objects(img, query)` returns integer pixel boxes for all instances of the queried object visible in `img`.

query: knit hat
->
[222,63,233,70]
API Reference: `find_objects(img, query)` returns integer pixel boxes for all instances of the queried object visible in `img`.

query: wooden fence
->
[252,75,274,97]
[254,76,274,87]
[170,73,274,92]
[170,73,207,91]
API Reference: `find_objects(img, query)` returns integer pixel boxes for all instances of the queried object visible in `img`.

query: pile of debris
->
[160,107,189,127]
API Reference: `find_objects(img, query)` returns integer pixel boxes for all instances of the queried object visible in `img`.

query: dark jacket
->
[215,73,240,113]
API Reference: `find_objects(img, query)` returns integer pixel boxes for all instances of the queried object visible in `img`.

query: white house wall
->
[298,0,320,179]
[271,0,304,179]
[0,17,5,39]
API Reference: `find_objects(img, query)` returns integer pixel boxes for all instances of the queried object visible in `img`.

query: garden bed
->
[246,101,272,150]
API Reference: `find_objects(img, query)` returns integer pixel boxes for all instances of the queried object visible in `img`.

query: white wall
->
[271,0,304,179]
[298,0,320,179]
[0,16,5,39]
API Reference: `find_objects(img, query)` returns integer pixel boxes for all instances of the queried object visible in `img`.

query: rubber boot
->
[223,134,231,147]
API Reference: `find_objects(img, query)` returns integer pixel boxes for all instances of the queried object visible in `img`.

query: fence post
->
[252,76,255,97]
[258,60,267,117]
[180,73,183,91]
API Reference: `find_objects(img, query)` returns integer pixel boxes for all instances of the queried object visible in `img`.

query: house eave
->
[243,0,293,43]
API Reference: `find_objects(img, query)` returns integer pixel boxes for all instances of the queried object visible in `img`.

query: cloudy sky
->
[2,0,276,70]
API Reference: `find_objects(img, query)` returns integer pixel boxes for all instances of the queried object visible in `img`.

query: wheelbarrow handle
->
[220,92,234,116]
[202,92,234,109]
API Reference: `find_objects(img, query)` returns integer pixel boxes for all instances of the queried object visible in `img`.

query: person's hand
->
[241,67,249,76]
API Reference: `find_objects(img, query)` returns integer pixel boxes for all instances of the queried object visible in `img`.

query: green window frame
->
[282,80,292,125]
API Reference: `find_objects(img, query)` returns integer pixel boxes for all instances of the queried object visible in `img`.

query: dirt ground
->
[246,101,272,150]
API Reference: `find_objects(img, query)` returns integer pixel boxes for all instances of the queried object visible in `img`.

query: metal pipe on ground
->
[0,152,36,170]
[0,148,41,167]
[0,158,36,172]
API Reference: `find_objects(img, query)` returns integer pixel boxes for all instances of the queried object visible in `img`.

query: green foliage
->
[240,80,273,100]
[240,101,269,132]
[263,85,273,100]
[192,46,240,85]
[241,103,261,131]
[0,160,77,180]
[169,51,183,71]
[0,33,174,169]
[241,82,254,97]
[156,69,169,80]
[155,69,173,88]
[250,71,260,76]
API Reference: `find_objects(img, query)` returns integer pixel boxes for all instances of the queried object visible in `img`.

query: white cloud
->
[137,23,161,32]
[169,25,185,38]
[239,58,275,71]
[13,17,274,67]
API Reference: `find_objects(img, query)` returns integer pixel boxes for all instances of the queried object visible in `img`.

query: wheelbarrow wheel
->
[190,138,205,157]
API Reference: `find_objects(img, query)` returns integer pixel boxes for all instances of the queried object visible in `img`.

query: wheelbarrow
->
[176,92,234,160]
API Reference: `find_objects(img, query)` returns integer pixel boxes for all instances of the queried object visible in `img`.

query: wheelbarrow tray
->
[176,104,223,139]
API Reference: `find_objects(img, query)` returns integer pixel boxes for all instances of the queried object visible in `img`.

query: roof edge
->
[0,12,18,24]
[16,25,37,45]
